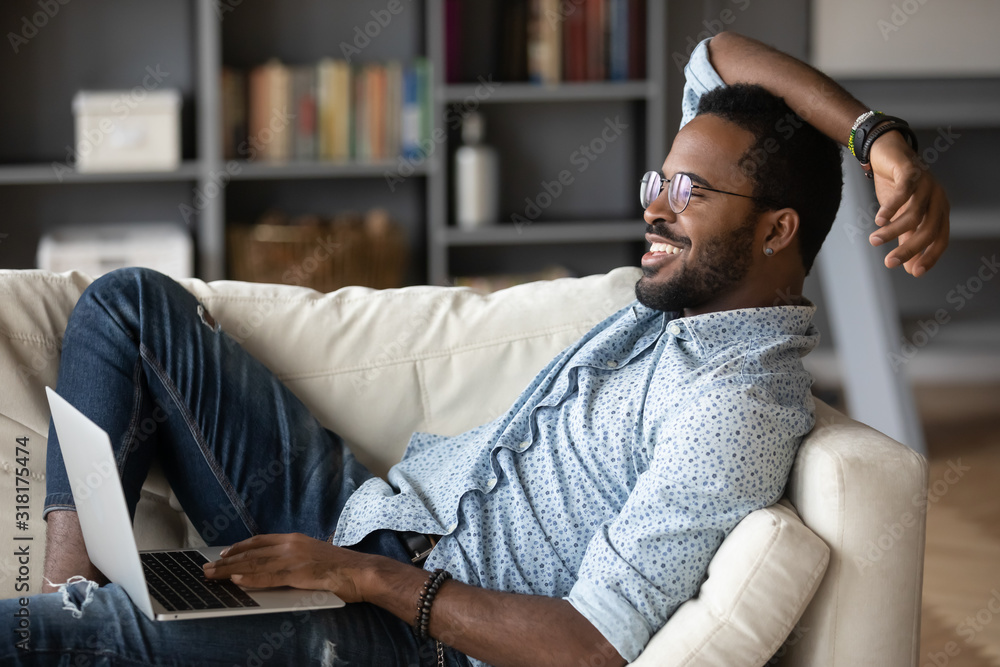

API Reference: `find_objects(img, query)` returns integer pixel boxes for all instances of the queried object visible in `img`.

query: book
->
[608,0,629,81]
[585,0,606,81]
[247,59,291,161]
[220,67,246,160]
[228,56,426,164]
[354,64,370,162]
[385,61,402,160]
[444,0,462,83]
[290,65,317,160]
[562,1,587,82]
[540,0,562,84]
[414,58,432,153]
[401,65,421,160]
[628,0,646,79]
[499,0,529,81]
[527,0,544,83]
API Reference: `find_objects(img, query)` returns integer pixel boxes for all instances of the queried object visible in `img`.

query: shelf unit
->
[0,0,664,287]
[426,0,665,284]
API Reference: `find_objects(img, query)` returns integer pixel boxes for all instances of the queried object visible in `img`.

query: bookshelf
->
[428,0,666,284]
[0,0,665,286]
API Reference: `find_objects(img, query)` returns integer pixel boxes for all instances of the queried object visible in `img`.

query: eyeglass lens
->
[640,171,661,210]
[640,171,692,213]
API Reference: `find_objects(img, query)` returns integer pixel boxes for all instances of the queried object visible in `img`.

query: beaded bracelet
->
[413,568,452,642]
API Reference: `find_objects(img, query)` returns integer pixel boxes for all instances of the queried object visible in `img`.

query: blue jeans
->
[1,267,470,666]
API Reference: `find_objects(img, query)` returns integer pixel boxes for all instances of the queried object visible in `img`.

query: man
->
[4,32,948,666]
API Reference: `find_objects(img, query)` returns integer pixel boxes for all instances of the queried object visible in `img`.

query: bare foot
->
[41,510,109,593]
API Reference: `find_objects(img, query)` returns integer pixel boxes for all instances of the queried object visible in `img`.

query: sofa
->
[0,267,927,666]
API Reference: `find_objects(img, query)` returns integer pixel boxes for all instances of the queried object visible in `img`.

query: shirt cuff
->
[565,577,656,663]
[680,37,727,129]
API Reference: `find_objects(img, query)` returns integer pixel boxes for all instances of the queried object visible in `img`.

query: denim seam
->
[117,355,145,473]
[138,341,260,537]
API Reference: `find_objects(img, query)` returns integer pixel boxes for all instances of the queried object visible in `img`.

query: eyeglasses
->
[640,171,774,213]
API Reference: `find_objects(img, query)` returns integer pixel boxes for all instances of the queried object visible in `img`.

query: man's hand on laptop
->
[867,130,951,277]
[202,532,371,602]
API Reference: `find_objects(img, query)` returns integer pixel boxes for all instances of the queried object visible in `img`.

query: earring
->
[764,247,774,256]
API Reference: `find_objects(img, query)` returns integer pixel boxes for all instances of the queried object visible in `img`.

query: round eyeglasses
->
[640,171,774,213]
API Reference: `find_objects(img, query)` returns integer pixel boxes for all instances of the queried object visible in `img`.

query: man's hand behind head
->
[868,130,951,277]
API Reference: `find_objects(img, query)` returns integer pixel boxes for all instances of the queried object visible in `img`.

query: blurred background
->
[0,0,997,662]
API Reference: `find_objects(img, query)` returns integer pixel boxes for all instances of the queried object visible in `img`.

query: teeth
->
[650,242,682,255]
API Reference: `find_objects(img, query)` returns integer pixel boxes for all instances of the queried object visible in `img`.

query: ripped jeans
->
[0,267,470,666]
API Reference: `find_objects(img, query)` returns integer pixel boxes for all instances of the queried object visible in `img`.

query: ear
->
[760,208,800,256]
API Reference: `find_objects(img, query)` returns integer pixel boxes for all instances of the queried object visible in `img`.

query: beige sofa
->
[0,267,927,666]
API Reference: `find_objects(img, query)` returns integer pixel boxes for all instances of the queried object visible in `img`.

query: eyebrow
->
[659,169,714,189]
[681,171,713,188]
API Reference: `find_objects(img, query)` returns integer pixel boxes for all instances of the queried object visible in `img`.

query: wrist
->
[869,127,914,157]
[362,554,427,612]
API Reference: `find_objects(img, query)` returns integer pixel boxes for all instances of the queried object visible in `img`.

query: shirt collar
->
[632,299,818,358]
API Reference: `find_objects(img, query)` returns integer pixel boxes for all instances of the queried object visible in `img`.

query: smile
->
[648,242,683,255]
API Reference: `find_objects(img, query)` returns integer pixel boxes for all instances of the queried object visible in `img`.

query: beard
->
[634,219,757,313]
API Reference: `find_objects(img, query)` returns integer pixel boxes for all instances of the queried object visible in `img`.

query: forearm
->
[707,31,867,147]
[364,557,625,667]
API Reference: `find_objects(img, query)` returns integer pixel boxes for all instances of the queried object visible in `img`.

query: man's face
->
[635,114,762,315]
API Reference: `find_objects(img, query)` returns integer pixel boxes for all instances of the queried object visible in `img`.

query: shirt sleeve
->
[680,37,727,130]
[563,379,813,662]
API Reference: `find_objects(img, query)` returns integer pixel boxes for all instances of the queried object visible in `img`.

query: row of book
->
[447,0,646,84]
[221,58,432,163]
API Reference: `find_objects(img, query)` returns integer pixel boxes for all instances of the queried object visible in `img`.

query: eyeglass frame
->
[640,170,780,214]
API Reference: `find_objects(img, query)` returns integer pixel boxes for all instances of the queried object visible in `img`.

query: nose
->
[643,192,675,227]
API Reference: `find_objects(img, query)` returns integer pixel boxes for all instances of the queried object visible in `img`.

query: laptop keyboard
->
[140,550,260,612]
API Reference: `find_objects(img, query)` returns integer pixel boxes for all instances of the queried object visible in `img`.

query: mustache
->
[646,223,690,247]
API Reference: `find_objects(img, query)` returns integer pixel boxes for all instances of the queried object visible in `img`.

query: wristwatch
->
[849,111,920,180]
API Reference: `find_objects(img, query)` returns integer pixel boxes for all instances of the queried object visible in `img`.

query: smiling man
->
[6,32,950,667]
[636,81,844,317]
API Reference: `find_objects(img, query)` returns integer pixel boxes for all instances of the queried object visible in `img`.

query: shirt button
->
[446,522,458,534]
[606,360,618,368]
[518,440,530,451]
[486,477,497,490]
[668,324,681,335]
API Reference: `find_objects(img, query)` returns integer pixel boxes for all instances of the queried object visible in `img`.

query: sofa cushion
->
[632,500,830,666]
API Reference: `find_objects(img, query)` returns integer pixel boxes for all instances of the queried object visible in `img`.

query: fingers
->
[204,543,288,579]
[870,176,931,247]
[884,187,950,275]
[217,532,306,558]
[873,171,917,228]
[203,533,309,579]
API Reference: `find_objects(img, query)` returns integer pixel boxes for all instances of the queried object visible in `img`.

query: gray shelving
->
[0,162,202,185]
[427,0,666,283]
[1,0,666,286]
[228,161,431,181]
[442,221,644,246]
[440,81,654,104]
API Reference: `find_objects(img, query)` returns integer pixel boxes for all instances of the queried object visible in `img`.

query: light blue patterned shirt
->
[333,39,818,663]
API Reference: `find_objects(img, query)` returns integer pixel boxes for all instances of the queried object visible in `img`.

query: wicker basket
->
[227,209,407,292]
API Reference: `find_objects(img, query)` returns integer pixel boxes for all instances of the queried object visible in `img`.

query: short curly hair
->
[696,83,843,274]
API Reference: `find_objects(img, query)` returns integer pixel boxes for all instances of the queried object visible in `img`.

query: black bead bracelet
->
[413,568,452,642]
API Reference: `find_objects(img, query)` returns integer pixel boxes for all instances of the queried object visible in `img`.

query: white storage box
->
[72,89,181,172]
[37,223,193,280]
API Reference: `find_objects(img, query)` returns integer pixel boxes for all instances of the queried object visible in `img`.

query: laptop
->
[45,386,346,621]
